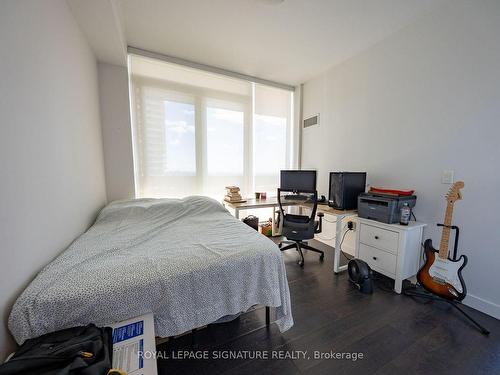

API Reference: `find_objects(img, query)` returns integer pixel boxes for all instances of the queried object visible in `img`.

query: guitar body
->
[417,239,467,301]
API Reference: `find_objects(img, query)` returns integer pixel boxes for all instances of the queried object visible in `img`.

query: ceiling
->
[69,0,449,86]
[68,0,127,66]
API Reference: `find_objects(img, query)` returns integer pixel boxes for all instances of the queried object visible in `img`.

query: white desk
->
[223,197,357,273]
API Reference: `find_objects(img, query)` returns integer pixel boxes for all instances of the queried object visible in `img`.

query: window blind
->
[253,84,293,194]
[129,54,295,199]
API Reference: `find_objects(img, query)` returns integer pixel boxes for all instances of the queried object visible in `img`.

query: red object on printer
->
[369,187,415,196]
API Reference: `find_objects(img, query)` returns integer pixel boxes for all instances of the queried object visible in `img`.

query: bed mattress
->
[9,196,293,344]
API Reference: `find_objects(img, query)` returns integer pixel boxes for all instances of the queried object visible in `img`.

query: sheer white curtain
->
[253,84,293,195]
[129,55,294,199]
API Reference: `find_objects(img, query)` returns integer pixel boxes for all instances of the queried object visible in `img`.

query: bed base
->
[157,306,273,348]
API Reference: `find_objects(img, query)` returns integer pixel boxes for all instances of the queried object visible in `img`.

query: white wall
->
[98,62,136,201]
[301,0,500,318]
[0,0,107,358]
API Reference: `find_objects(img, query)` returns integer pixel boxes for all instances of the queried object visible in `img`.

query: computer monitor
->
[280,170,317,192]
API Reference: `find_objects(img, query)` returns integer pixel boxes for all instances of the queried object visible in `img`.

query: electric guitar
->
[417,181,467,301]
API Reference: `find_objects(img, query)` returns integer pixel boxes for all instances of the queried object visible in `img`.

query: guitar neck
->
[438,201,454,259]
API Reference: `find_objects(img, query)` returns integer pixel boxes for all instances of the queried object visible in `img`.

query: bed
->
[9,196,293,344]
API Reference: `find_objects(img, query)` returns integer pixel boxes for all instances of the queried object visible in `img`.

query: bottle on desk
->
[399,203,411,225]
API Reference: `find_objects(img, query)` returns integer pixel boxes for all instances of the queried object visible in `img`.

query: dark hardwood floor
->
[157,239,500,375]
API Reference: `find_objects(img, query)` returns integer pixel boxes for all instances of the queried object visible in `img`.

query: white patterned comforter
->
[9,197,293,344]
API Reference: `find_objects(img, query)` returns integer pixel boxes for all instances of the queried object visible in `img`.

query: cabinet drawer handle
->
[374,236,379,240]
[372,256,378,260]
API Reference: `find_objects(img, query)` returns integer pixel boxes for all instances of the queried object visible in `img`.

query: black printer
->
[357,193,416,224]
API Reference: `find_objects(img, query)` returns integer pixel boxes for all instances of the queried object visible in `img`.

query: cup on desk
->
[255,192,267,200]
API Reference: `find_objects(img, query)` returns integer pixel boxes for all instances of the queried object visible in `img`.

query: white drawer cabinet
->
[358,243,397,276]
[359,224,399,254]
[355,218,426,293]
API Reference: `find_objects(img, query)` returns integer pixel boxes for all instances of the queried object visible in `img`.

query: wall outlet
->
[442,170,454,184]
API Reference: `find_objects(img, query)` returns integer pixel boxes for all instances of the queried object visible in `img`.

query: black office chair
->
[277,188,324,267]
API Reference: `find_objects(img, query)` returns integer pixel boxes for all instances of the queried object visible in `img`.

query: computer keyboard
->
[284,194,308,201]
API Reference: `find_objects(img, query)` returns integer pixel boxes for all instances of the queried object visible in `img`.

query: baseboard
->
[463,293,500,320]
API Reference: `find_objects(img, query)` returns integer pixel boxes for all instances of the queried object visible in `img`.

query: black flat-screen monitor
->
[280,170,317,192]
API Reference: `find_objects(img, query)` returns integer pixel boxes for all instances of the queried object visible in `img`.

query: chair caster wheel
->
[278,242,282,248]
[319,254,324,261]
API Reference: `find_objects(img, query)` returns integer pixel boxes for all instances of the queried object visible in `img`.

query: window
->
[130,55,295,199]
[206,106,244,176]
[253,84,292,194]
[254,114,287,178]
[164,100,196,175]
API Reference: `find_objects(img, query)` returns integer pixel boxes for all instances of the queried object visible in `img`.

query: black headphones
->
[348,259,373,294]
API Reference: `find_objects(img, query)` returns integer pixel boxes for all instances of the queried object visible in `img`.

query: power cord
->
[370,272,396,293]
[321,217,338,224]
[339,227,354,262]
[374,242,426,295]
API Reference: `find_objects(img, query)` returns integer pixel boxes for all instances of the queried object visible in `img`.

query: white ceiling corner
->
[70,0,451,84]
[67,0,127,66]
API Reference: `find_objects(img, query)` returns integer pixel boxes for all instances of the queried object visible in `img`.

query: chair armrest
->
[315,212,324,234]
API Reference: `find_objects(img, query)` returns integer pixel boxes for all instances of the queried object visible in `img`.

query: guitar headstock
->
[446,181,465,203]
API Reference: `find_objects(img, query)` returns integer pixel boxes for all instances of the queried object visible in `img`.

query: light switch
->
[442,170,454,184]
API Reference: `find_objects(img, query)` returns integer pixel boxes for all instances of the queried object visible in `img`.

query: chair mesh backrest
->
[277,188,318,222]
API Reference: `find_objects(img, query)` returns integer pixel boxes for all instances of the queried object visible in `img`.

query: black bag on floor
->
[242,215,259,230]
[0,324,113,375]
